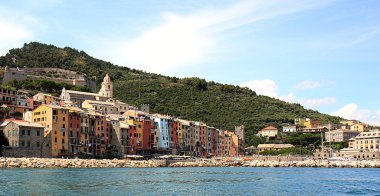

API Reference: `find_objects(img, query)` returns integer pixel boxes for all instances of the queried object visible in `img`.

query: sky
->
[1,0,380,125]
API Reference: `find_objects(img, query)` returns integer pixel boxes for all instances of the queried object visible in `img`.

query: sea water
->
[1,167,379,195]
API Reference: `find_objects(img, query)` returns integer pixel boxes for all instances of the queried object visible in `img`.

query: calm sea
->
[0,167,379,195]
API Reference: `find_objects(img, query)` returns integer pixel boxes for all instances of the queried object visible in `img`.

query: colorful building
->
[68,107,83,154]
[32,104,69,157]
[153,114,170,151]
[350,123,365,132]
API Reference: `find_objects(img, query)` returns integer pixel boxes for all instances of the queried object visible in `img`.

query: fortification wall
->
[2,67,97,91]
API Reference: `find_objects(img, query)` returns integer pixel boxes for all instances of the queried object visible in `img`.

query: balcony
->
[59,127,67,132]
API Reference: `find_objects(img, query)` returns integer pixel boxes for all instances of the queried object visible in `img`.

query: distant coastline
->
[1,157,379,169]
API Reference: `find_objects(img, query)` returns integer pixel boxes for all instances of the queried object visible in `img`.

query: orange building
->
[32,104,69,157]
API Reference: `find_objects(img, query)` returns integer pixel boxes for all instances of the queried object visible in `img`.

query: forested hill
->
[0,42,341,145]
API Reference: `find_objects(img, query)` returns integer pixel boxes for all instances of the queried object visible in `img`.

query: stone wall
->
[2,146,52,158]
[2,67,97,91]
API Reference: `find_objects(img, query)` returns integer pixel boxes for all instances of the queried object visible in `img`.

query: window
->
[27,141,31,147]
[21,141,25,147]
[63,132,65,136]
[36,141,40,147]
[37,130,40,136]
[63,117,66,121]
[27,130,31,136]
[62,139,65,144]
[21,130,25,135]
[54,138,57,143]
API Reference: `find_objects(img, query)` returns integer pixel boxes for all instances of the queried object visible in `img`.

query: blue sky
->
[1,0,380,125]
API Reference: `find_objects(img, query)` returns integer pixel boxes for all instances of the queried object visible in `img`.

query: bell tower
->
[99,74,113,98]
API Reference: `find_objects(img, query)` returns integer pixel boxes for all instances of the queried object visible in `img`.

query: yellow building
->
[32,104,69,157]
[350,123,365,132]
[304,120,312,129]
[295,118,320,129]
[340,120,359,126]
[226,131,239,156]
[348,130,380,151]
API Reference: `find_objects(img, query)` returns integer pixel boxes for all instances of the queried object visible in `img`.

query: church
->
[60,74,114,107]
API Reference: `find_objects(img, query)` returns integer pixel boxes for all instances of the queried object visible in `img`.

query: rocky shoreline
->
[168,159,380,168]
[1,157,380,169]
[0,158,166,168]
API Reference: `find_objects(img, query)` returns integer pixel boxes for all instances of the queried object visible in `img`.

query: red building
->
[172,120,178,149]
[68,108,82,154]
[127,123,137,155]
[142,118,154,153]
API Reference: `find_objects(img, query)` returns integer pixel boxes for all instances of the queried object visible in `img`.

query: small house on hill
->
[257,126,278,138]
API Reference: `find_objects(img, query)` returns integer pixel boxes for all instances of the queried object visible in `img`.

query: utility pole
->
[321,131,324,150]
[328,122,332,157]
[139,75,141,100]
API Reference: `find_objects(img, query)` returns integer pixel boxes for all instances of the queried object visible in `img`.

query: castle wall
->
[2,67,96,91]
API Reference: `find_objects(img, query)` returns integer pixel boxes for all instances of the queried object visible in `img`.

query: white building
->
[257,126,278,138]
[153,115,170,150]
[60,74,113,106]
[282,125,297,133]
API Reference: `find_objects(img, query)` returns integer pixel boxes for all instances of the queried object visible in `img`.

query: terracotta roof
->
[262,126,278,131]
[258,144,293,148]
[175,119,191,126]
[3,120,44,128]
[65,90,106,97]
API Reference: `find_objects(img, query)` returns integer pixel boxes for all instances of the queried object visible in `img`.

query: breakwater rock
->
[1,157,380,168]
[168,158,380,168]
[0,158,166,168]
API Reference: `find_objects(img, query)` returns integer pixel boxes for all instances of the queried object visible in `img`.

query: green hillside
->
[0,42,341,145]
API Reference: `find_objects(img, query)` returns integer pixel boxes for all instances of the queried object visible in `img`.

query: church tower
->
[99,74,113,98]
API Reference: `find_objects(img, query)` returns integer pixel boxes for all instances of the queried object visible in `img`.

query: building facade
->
[257,126,278,138]
[348,130,380,152]
[324,129,360,142]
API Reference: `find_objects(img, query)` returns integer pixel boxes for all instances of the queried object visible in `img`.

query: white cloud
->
[295,80,321,90]
[299,97,336,107]
[278,93,295,103]
[240,79,337,108]
[240,79,278,97]
[331,103,380,126]
[0,20,33,55]
[0,6,38,55]
[239,79,295,102]
[100,0,332,74]
[331,103,368,120]
[294,80,335,90]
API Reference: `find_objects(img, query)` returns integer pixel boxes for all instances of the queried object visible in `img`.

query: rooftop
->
[258,144,294,148]
[65,90,104,97]
[2,119,44,128]
[261,126,278,131]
